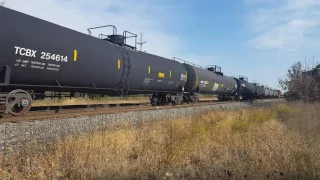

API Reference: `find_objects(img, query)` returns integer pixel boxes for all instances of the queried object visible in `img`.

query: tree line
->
[278,58,320,102]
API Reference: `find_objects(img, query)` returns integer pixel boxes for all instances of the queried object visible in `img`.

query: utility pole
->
[137,32,147,52]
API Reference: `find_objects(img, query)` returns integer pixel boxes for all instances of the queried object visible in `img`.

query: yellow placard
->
[158,72,165,78]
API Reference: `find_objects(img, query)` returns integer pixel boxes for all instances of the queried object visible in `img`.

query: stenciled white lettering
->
[14,46,37,58]
[19,48,26,56]
[14,46,20,54]
[14,46,68,63]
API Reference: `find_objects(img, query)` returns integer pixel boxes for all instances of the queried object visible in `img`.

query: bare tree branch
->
[279,57,320,102]
[0,1,5,6]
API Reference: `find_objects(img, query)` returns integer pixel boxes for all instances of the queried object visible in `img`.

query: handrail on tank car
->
[253,81,260,86]
[206,65,221,72]
[123,31,138,50]
[172,57,204,69]
[98,34,109,39]
[87,25,117,36]
[252,80,260,85]
[239,75,248,82]
[206,65,224,76]
[232,75,248,82]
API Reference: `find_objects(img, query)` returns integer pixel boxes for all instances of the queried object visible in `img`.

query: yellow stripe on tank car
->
[148,66,151,74]
[170,71,172,77]
[196,75,199,86]
[185,72,188,82]
[118,59,121,69]
[74,50,78,62]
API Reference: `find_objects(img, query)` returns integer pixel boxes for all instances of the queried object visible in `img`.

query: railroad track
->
[0,99,230,124]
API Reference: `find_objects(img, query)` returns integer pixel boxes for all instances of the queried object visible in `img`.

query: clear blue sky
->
[165,0,249,54]
[6,0,320,90]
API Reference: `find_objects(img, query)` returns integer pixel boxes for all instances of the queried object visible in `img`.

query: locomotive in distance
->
[0,6,281,116]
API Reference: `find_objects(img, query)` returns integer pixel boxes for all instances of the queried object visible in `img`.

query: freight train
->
[0,6,281,116]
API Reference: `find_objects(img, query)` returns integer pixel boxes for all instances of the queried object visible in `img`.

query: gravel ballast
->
[0,99,283,152]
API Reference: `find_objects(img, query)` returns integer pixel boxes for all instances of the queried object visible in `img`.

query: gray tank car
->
[0,6,188,113]
[254,83,265,98]
[266,88,272,97]
[182,63,238,101]
[234,76,256,100]
[272,89,277,98]
[1,7,187,94]
[270,89,274,97]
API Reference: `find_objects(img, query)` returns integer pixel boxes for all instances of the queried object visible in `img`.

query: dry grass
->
[32,96,150,107]
[32,96,218,107]
[1,102,320,179]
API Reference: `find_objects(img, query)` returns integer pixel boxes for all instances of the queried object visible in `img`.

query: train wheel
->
[189,96,194,103]
[7,89,32,116]
[151,97,158,106]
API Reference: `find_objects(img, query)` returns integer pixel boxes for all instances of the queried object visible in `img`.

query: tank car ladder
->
[116,48,131,97]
